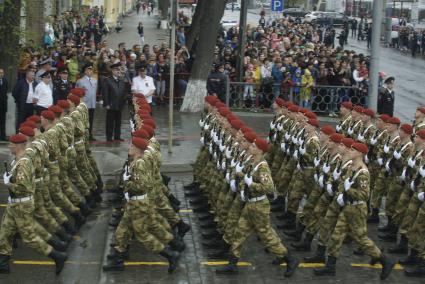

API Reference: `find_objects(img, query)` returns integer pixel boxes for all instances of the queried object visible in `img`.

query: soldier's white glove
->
[357,134,365,142]
[284,133,291,141]
[203,124,210,131]
[364,155,370,164]
[270,121,276,130]
[3,172,11,185]
[318,175,324,188]
[335,124,342,132]
[383,144,390,153]
[292,136,298,145]
[337,193,345,207]
[299,145,306,156]
[208,144,213,154]
[333,169,341,180]
[296,163,301,171]
[230,180,237,192]
[418,192,425,202]
[277,123,283,131]
[199,120,204,127]
[221,161,226,170]
[200,137,205,145]
[272,133,277,141]
[286,148,290,155]
[370,137,378,145]
[225,147,232,159]
[326,183,334,196]
[419,166,425,177]
[293,150,299,160]
[344,178,354,191]
[130,120,135,131]
[408,157,416,168]
[219,143,225,152]
[377,158,384,166]
[322,163,330,174]
[240,190,247,202]
[400,168,407,181]
[393,151,401,160]
[281,142,286,152]
[314,157,321,167]
[314,173,319,183]
[235,163,244,174]
[244,174,253,187]
[410,181,416,192]
[213,152,217,160]
[385,161,391,172]
[216,139,222,147]
[347,128,353,136]
[298,138,304,146]
[122,171,131,182]
[230,159,237,168]
[216,160,221,170]
[124,192,130,202]
[225,172,230,183]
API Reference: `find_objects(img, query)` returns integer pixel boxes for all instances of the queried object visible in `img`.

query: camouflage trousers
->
[223,197,244,245]
[33,179,62,234]
[287,169,315,214]
[305,193,332,235]
[392,185,413,226]
[217,190,236,234]
[407,203,425,251]
[317,200,341,247]
[399,193,422,235]
[114,199,173,253]
[299,183,323,227]
[276,160,296,197]
[270,152,284,179]
[67,147,91,197]
[149,184,180,227]
[49,162,79,214]
[193,148,209,182]
[41,173,69,225]
[75,143,96,189]
[370,170,387,210]
[0,201,53,256]
[231,199,288,258]
[59,160,82,207]
[328,204,381,259]
[385,176,404,218]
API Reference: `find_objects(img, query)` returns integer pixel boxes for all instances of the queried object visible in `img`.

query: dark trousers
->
[88,108,95,137]
[34,105,47,115]
[105,109,122,140]
[0,110,6,139]
[16,103,34,133]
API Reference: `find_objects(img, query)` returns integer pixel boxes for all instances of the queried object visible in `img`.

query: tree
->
[180,0,227,113]
[158,0,170,20]
[185,0,206,52]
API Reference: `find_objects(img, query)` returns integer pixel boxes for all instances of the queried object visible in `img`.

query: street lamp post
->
[369,0,383,111]
[168,0,176,153]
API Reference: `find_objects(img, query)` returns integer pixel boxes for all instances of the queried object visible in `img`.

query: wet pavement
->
[0,10,424,284]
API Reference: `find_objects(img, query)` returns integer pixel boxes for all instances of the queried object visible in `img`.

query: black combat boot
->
[285,224,305,241]
[71,211,86,229]
[201,228,221,240]
[169,238,186,252]
[62,221,77,235]
[48,249,68,275]
[304,244,326,263]
[159,246,180,273]
[202,238,228,249]
[291,232,314,251]
[184,182,199,190]
[378,229,398,242]
[193,204,210,213]
[199,220,216,230]
[184,189,200,198]
[314,255,337,276]
[276,211,292,221]
[378,254,396,280]
[168,193,181,207]
[78,201,93,217]
[56,227,73,243]
[103,250,125,271]
[107,247,129,260]
[47,235,68,252]
[208,248,230,260]
[177,220,191,238]
[405,258,425,277]
[367,208,380,223]
[0,254,10,274]
[378,216,395,232]
[277,212,296,230]
[215,254,239,274]
[400,249,420,266]
[85,194,97,209]
[388,234,408,254]
[280,253,299,277]
[270,196,285,212]
[198,213,214,222]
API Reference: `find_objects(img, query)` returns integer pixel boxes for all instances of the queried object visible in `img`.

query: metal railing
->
[225,81,369,114]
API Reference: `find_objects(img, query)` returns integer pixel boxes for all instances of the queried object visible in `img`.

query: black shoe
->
[388,234,408,254]
[378,232,398,242]
[276,211,292,221]
[193,206,209,213]
[0,254,10,274]
[304,245,326,263]
[86,194,97,209]
[367,208,380,223]
[270,196,285,212]
[404,258,425,277]
[353,248,364,255]
[63,221,77,235]
[282,253,299,277]
[202,228,221,239]
[200,221,216,230]
[103,250,125,271]
[71,211,86,229]
[202,239,228,249]
[184,182,199,190]
[169,238,186,252]
[48,250,68,275]
[285,225,305,242]
[107,247,129,260]
[78,201,93,217]
[177,220,191,238]
[277,213,296,230]
[48,235,68,252]
[168,194,181,207]
[314,255,336,276]
[184,190,200,198]
[291,232,313,252]
[208,248,229,260]
[400,249,420,266]
[56,227,73,243]
[159,246,180,273]
[379,254,396,280]
[378,217,395,232]
[215,254,239,274]
[198,214,214,223]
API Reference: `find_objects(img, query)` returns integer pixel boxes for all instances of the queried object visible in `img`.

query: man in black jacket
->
[12,70,37,133]
[0,69,8,140]
[377,76,395,117]
[206,63,228,103]
[102,63,127,142]
[53,67,71,103]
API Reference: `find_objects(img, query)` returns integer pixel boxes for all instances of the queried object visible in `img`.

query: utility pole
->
[368,0,383,111]
[168,0,176,153]
[237,0,248,82]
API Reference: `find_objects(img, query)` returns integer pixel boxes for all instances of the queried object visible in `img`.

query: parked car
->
[282,8,309,18]
[225,2,241,10]
[304,11,353,26]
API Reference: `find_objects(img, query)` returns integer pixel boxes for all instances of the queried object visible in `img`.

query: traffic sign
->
[271,0,284,12]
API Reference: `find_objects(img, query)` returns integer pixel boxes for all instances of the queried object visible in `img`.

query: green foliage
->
[0,0,26,62]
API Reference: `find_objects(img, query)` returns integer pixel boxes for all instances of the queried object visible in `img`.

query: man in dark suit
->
[53,67,71,103]
[0,69,8,140]
[102,63,128,142]
[377,76,395,117]
[12,70,37,133]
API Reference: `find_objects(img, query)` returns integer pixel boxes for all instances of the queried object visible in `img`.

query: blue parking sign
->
[271,0,284,12]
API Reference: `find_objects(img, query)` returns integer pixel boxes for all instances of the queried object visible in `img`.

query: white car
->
[226,2,241,10]
[304,11,323,23]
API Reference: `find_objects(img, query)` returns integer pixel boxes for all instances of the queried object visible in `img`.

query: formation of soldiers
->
[186,96,425,279]
[0,88,103,275]
[102,93,191,273]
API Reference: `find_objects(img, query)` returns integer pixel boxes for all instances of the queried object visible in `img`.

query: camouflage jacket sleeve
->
[125,159,150,195]
[392,142,415,174]
[9,157,34,197]
[249,162,275,196]
[302,136,320,166]
[345,169,370,202]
